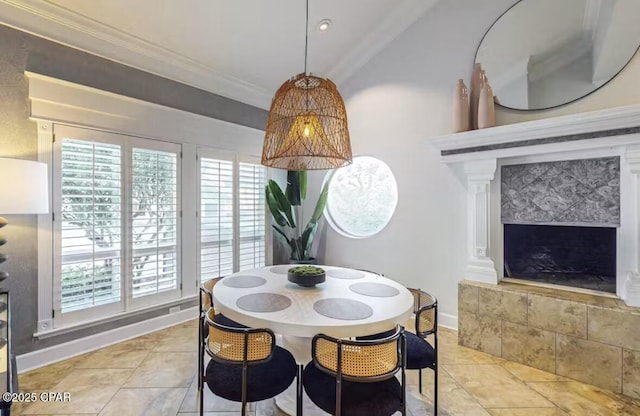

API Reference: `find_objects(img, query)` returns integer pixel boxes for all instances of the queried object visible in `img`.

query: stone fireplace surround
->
[427,103,640,306]
[501,156,620,292]
[427,103,640,398]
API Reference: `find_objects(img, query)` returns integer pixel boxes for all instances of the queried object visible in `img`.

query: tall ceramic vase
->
[478,74,496,129]
[452,79,470,133]
[470,63,484,130]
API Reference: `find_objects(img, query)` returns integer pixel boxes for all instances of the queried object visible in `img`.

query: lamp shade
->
[262,73,352,170]
[0,158,49,214]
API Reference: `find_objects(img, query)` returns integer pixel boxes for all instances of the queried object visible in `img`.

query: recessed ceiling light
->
[318,19,331,32]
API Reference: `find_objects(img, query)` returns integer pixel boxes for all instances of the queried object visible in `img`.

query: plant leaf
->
[271,225,295,258]
[291,236,304,261]
[301,221,318,257]
[299,170,307,200]
[265,186,288,227]
[267,180,296,228]
[310,180,329,222]
[285,171,301,206]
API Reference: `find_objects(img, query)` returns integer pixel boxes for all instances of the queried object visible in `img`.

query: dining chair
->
[303,325,407,416]
[200,278,246,328]
[407,290,438,401]
[198,308,299,416]
[358,289,438,415]
[198,282,248,415]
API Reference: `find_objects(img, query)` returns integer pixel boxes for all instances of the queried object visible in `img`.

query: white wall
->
[306,0,640,329]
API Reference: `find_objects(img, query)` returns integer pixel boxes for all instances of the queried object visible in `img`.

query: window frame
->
[323,155,399,239]
[196,149,267,282]
[30,74,270,338]
[51,125,183,328]
[38,123,268,334]
[127,137,183,311]
[237,157,267,272]
[52,126,127,326]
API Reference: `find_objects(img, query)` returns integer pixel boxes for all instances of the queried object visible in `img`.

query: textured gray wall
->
[0,23,267,355]
[501,157,620,226]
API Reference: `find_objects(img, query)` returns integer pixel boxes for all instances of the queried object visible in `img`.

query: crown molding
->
[0,0,274,109]
[324,0,441,85]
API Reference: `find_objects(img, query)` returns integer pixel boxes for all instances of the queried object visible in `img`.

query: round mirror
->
[475,0,640,111]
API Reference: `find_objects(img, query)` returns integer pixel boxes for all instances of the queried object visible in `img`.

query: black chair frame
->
[199,300,278,416]
[311,326,407,416]
[411,289,438,415]
[198,287,210,413]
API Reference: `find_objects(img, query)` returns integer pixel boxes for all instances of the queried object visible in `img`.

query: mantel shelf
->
[425,104,640,163]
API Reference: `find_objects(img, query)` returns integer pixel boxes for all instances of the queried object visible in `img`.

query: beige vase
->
[470,63,484,130]
[452,79,470,133]
[478,78,496,129]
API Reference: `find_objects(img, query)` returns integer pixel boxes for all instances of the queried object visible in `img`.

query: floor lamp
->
[0,157,48,414]
[0,157,49,282]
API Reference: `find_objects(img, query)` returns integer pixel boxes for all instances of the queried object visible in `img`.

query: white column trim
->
[624,145,640,306]
[464,159,498,284]
[36,121,54,332]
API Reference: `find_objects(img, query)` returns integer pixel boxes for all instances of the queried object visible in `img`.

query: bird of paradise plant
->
[265,171,329,261]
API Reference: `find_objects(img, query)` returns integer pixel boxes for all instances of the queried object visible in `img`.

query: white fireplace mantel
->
[425,104,640,306]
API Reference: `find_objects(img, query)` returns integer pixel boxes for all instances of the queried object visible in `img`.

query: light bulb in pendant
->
[303,124,310,137]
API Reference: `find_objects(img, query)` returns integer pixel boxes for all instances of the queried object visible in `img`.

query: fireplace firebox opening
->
[503,224,616,293]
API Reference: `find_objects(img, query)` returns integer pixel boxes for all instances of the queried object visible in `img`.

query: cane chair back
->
[408,289,437,338]
[201,277,222,312]
[312,326,404,382]
[204,310,274,365]
[200,307,296,416]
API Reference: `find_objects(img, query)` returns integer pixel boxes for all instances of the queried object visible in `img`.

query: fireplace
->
[497,156,620,293]
[428,105,640,398]
[503,224,616,293]
[427,102,640,306]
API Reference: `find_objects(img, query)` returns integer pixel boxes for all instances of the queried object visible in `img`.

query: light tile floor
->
[13,319,640,415]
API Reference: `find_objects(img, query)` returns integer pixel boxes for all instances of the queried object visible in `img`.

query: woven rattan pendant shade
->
[262,73,352,170]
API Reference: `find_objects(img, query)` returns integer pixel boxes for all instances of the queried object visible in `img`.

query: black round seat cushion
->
[404,331,435,370]
[358,330,435,370]
[205,345,297,403]
[201,313,247,336]
[303,362,402,416]
[214,313,247,328]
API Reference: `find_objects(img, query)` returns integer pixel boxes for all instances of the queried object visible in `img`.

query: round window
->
[324,156,398,238]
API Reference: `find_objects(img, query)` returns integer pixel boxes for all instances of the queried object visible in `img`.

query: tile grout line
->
[439,366,490,414]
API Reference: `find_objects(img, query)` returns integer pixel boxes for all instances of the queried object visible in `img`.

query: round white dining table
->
[212,264,414,416]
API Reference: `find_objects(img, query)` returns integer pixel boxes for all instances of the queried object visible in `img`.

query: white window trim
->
[197,149,235,280]
[323,155,399,239]
[196,149,268,280]
[31,72,268,337]
[237,155,268,271]
[51,125,184,328]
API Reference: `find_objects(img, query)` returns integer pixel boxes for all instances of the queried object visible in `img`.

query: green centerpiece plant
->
[288,265,325,276]
[266,170,329,262]
[287,265,326,287]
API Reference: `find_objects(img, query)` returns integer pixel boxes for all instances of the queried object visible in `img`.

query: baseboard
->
[17,306,198,373]
[438,312,458,331]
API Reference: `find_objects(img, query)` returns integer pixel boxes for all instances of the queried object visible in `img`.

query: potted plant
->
[266,170,329,263]
[287,265,326,287]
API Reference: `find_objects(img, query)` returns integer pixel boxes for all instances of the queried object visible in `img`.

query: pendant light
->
[261,0,352,170]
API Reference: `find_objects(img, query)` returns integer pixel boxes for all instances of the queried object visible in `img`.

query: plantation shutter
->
[59,138,123,313]
[131,148,179,298]
[238,162,266,271]
[200,157,234,280]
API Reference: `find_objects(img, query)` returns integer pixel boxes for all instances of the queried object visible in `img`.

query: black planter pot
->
[287,269,326,287]
[289,258,317,265]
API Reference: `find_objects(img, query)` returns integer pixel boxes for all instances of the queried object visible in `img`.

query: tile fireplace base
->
[458,280,640,399]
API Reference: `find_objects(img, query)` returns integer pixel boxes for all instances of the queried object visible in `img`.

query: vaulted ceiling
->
[0,0,439,108]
